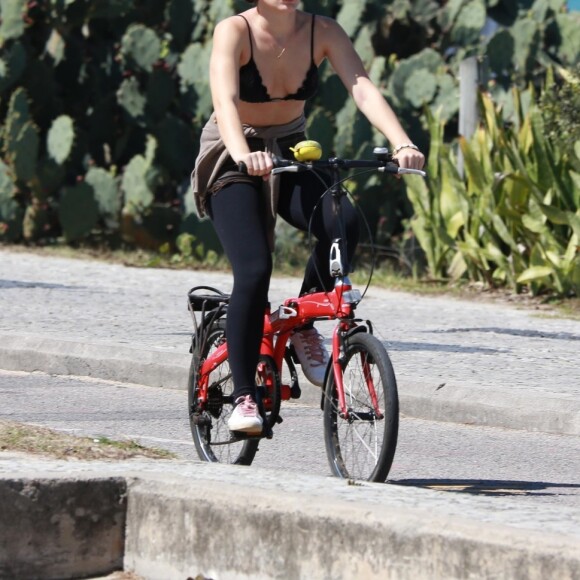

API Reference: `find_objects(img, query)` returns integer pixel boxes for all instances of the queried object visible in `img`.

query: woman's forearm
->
[351,77,413,147]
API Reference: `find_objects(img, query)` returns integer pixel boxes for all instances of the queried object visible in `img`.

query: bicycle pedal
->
[290,384,302,399]
[229,430,263,441]
[275,415,284,424]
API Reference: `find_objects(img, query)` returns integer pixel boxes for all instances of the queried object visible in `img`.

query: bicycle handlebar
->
[238,152,427,178]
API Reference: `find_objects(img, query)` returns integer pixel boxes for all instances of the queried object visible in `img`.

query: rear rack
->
[187,286,230,355]
[187,285,230,312]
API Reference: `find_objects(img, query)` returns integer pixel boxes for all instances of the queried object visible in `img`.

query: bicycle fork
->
[331,324,384,421]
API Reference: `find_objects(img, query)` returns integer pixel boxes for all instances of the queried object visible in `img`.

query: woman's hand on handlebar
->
[392,147,425,171]
[236,151,274,181]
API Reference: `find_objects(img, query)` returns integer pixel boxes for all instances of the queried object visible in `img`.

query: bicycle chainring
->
[206,383,225,419]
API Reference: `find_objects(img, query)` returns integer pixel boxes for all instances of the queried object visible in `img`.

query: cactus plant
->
[177,41,213,121]
[145,68,175,122]
[117,76,146,122]
[154,114,195,177]
[31,159,66,201]
[58,181,100,242]
[85,166,121,228]
[47,115,75,165]
[89,0,133,19]
[0,0,27,41]
[3,88,40,184]
[3,87,30,150]
[0,0,577,260]
[0,159,22,242]
[0,42,26,93]
[336,0,366,38]
[122,203,182,250]
[121,153,156,214]
[121,25,162,73]
[22,201,49,242]
[305,108,335,158]
[167,0,195,51]
[10,121,39,182]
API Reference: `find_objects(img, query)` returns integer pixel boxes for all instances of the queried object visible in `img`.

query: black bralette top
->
[238,14,318,103]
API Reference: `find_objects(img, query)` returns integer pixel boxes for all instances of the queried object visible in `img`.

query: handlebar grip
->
[238,156,284,174]
[384,162,400,174]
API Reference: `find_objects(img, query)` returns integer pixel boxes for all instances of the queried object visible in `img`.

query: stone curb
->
[2,459,580,580]
[1,333,579,436]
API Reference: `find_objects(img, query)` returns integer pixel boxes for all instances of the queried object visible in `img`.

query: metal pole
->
[458,56,480,177]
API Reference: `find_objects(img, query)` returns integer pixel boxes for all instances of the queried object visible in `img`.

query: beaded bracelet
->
[392,143,419,155]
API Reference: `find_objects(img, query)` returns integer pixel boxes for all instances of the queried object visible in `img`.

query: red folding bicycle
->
[187,147,426,482]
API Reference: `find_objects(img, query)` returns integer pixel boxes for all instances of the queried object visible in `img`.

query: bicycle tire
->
[188,319,258,465]
[323,332,399,482]
[188,319,282,465]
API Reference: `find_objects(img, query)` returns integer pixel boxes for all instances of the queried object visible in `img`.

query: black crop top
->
[238,14,318,103]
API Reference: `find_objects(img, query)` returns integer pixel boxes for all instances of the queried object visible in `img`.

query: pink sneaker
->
[290,327,329,387]
[228,395,263,434]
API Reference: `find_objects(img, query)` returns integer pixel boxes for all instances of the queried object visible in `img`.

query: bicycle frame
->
[195,278,382,421]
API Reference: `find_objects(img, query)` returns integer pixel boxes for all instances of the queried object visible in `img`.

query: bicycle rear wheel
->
[188,319,281,465]
[323,332,399,482]
[188,319,258,465]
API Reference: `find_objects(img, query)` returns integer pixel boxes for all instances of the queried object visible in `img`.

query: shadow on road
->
[0,279,86,291]
[427,327,580,342]
[391,478,580,498]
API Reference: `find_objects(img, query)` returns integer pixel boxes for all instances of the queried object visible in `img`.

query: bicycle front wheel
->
[323,332,399,482]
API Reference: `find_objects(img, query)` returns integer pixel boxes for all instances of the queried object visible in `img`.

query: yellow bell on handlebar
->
[289,140,322,162]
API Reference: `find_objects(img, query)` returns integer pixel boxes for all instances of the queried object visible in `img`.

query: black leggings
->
[207,170,359,399]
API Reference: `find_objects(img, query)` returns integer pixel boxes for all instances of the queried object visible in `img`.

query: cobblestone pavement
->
[1,249,579,433]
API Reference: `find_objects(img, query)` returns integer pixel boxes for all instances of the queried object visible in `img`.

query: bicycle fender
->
[346,325,368,339]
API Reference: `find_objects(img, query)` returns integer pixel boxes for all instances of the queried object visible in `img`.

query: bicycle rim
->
[323,333,399,482]
[188,319,258,465]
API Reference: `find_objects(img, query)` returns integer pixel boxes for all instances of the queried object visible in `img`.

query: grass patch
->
[0,420,177,461]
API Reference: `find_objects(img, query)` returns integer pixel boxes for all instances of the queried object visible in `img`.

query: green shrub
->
[405,79,579,297]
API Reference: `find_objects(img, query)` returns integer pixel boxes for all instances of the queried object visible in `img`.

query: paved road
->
[0,250,579,435]
[2,369,578,509]
[2,251,580,578]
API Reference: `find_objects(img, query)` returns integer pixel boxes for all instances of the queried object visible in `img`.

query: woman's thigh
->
[277,171,356,240]
[207,181,272,275]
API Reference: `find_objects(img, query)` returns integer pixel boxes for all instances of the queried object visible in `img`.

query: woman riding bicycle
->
[191,0,425,434]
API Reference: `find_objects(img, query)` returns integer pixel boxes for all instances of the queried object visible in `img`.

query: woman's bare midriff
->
[238,100,307,127]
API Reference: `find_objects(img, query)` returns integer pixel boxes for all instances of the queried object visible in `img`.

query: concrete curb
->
[0,475,126,579]
[1,333,580,436]
[2,459,580,580]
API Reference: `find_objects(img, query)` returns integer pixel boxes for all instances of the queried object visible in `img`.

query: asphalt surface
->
[1,249,580,578]
[2,367,580,509]
[0,249,579,435]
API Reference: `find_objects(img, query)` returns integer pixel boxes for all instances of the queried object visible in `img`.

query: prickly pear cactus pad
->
[0,0,27,41]
[47,115,75,165]
[85,167,121,228]
[0,160,22,242]
[58,182,100,242]
[121,25,162,73]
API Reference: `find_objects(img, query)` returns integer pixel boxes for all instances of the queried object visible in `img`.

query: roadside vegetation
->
[0,419,177,461]
[0,0,578,304]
